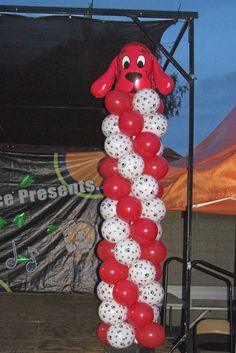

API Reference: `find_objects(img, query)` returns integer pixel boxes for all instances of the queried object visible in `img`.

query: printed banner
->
[0,149,106,293]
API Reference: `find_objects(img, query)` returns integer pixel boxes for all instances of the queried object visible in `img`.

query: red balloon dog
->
[91,42,174,98]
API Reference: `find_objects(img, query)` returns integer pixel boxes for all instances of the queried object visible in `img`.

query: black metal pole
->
[161,257,170,328]
[233,216,236,352]
[181,18,195,353]
[163,20,189,71]
[130,16,192,83]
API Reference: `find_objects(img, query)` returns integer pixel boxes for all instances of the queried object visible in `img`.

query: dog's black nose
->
[125,72,142,82]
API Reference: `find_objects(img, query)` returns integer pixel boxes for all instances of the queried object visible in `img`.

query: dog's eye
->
[137,55,145,68]
[122,56,130,69]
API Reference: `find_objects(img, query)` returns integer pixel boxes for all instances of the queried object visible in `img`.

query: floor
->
[0,293,178,353]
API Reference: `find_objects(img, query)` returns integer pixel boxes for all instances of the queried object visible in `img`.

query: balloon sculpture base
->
[104,343,155,353]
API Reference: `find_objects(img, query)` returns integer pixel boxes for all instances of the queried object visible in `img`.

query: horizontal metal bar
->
[0,143,103,153]
[166,305,227,311]
[0,5,198,19]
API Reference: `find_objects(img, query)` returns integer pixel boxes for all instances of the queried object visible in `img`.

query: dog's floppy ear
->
[152,55,174,95]
[90,56,118,98]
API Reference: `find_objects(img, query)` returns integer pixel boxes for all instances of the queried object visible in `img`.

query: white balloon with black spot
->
[139,281,164,306]
[100,198,118,219]
[102,114,120,137]
[157,141,164,156]
[107,322,135,349]
[141,198,166,222]
[98,299,127,325]
[156,222,163,240]
[114,238,141,267]
[131,174,159,201]
[152,304,160,322]
[129,259,156,286]
[117,152,144,180]
[143,112,168,137]
[96,281,114,301]
[101,217,130,243]
[104,133,133,159]
[133,88,160,115]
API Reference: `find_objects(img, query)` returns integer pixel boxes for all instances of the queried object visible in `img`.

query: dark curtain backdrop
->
[0,14,174,147]
[0,149,104,292]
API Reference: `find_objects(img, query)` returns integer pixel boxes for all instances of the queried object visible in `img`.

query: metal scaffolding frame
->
[0,5,199,353]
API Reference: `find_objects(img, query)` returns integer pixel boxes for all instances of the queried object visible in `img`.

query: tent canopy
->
[0,13,173,148]
[163,106,236,214]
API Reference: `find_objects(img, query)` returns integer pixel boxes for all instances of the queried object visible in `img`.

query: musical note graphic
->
[5,240,39,273]
[25,246,39,273]
[5,240,18,269]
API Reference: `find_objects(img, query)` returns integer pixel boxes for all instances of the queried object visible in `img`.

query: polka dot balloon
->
[117,152,144,180]
[152,305,160,322]
[156,222,163,240]
[107,322,135,349]
[143,112,168,137]
[129,259,156,286]
[157,141,164,156]
[114,239,141,267]
[133,89,160,115]
[101,217,130,243]
[100,198,118,219]
[141,198,166,222]
[98,299,127,324]
[101,114,120,137]
[131,174,159,201]
[104,133,133,159]
[138,281,164,306]
[96,281,114,301]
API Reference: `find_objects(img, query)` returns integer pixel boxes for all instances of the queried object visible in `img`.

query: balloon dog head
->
[91,42,174,98]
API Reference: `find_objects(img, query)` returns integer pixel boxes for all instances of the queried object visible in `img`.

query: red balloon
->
[96,240,115,261]
[105,90,133,115]
[130,218,158,245]
[141,240,167,265]
[116,196,142,223]
[135,322,165,348]
[157,99,164,113]
[99,258,128,284]
[127,302,154,328]
[133,132,161,158]
[144,155,169,180]
[97,322,110,345]
[113,280,139,307]
[99,157,118,178]
[119,111,144,137]
[157,183,164,198]
[103,175,131,201]
[155,263,163,281]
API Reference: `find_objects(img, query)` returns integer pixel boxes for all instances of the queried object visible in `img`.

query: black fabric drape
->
[0,14,174,147]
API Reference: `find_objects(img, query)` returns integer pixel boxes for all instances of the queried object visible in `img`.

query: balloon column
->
[91,42,174,350]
